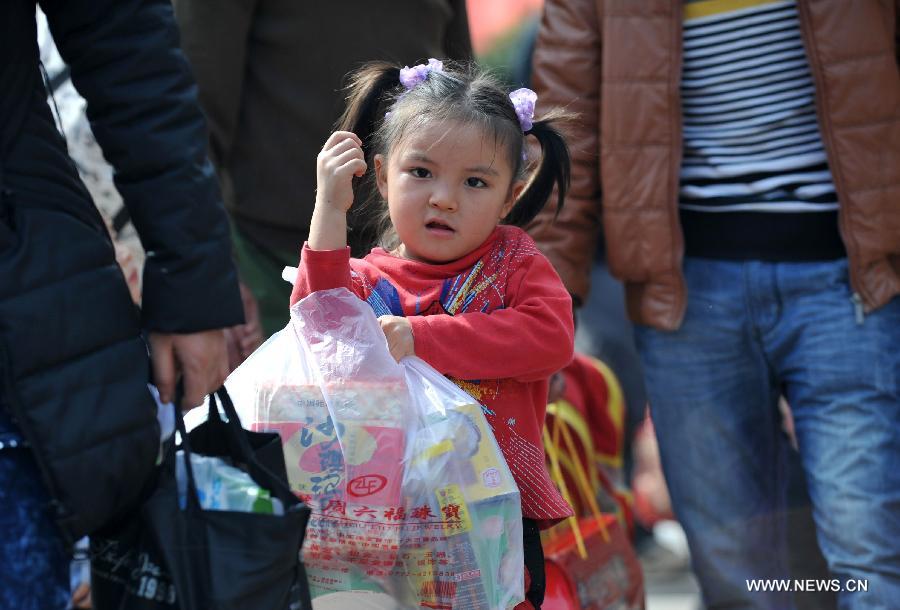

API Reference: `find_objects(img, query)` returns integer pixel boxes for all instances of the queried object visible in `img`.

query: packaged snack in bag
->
[225,289,525,609]
[260,382,408,591]
[397,362,523,610]
[261,383,406,507]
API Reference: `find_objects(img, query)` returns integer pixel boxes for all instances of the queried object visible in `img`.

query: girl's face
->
[375,120,524,264]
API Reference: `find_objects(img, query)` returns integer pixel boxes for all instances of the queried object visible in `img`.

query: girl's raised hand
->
[315,131,367,213]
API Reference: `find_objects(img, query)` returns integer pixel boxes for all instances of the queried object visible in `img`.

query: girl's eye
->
[466,177,487,188]
[410,167,431,178]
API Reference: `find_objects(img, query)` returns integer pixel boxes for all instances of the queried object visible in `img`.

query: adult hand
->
[315,131,366,214]
[224,282,264,371]
[149,329,229,410]
[378,315,415,362]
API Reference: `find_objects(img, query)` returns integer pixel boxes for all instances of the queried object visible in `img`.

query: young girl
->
[291,59,574,610]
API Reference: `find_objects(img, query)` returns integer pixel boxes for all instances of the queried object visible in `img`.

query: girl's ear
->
[501,179,526,219]
[374,154,388,200]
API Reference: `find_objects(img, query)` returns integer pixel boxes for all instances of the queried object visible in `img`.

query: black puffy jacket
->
[0,0,243,542]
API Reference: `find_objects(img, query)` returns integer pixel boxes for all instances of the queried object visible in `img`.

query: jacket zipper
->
[795,0,869,314]
[669,0,688,329]
[0,165,11,231]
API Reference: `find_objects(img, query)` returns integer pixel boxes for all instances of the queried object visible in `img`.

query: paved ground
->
[638,521,702,610]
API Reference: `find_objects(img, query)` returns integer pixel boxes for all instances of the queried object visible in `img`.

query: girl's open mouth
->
[425,220,455,235]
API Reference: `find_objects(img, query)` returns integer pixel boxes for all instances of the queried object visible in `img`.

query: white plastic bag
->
[225,289,524,609]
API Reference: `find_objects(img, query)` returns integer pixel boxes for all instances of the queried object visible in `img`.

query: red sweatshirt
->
[290,225,574,525]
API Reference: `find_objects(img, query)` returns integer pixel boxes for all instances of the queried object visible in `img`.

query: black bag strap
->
[177,386,304,512]
[216,389,303,509]
[207,389,256,462]
[172,399,203,513]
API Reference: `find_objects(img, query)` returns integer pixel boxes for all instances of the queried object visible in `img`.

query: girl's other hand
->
[378,315,415,362]
[315,131,367,213]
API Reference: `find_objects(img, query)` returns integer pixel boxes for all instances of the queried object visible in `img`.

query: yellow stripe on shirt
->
[684,0,783,20]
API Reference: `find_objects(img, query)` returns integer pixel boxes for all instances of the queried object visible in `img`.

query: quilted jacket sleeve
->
[41,0,243,333]
[527,0,603,305]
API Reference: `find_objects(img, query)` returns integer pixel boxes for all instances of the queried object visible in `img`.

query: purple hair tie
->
[399,58,444,90]
[509,88,537,132]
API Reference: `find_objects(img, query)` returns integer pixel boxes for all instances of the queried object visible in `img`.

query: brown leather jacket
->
[528,0,900,330]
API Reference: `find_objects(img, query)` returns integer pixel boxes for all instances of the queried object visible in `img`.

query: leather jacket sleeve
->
[895,0,900,65]
[40,0,243,333]
[527,0,603,306]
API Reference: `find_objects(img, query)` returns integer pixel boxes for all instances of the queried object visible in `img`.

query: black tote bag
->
[90,475,179,610]
[92,387,311,610]
[187,391,289,485]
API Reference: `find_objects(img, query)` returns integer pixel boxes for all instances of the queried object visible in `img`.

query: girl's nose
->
[429,188,457,211]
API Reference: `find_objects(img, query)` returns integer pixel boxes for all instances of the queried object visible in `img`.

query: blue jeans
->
[635,258,900,610]
[0,448,70,610]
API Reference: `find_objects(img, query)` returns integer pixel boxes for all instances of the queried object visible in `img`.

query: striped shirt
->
[679,0,844,260]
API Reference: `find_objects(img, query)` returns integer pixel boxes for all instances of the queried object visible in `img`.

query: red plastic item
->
[542,559,581,610]
[543,515,644,610]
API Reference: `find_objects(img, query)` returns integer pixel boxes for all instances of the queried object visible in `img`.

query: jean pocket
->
[822,258,851,289]
[873,297,900,394]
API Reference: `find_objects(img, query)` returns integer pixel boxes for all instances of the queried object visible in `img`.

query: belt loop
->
[850,293,866,325]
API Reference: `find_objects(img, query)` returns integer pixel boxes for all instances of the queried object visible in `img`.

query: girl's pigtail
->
[335,61,400,152]
[335,62,401,254]
[504,109,572,227]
